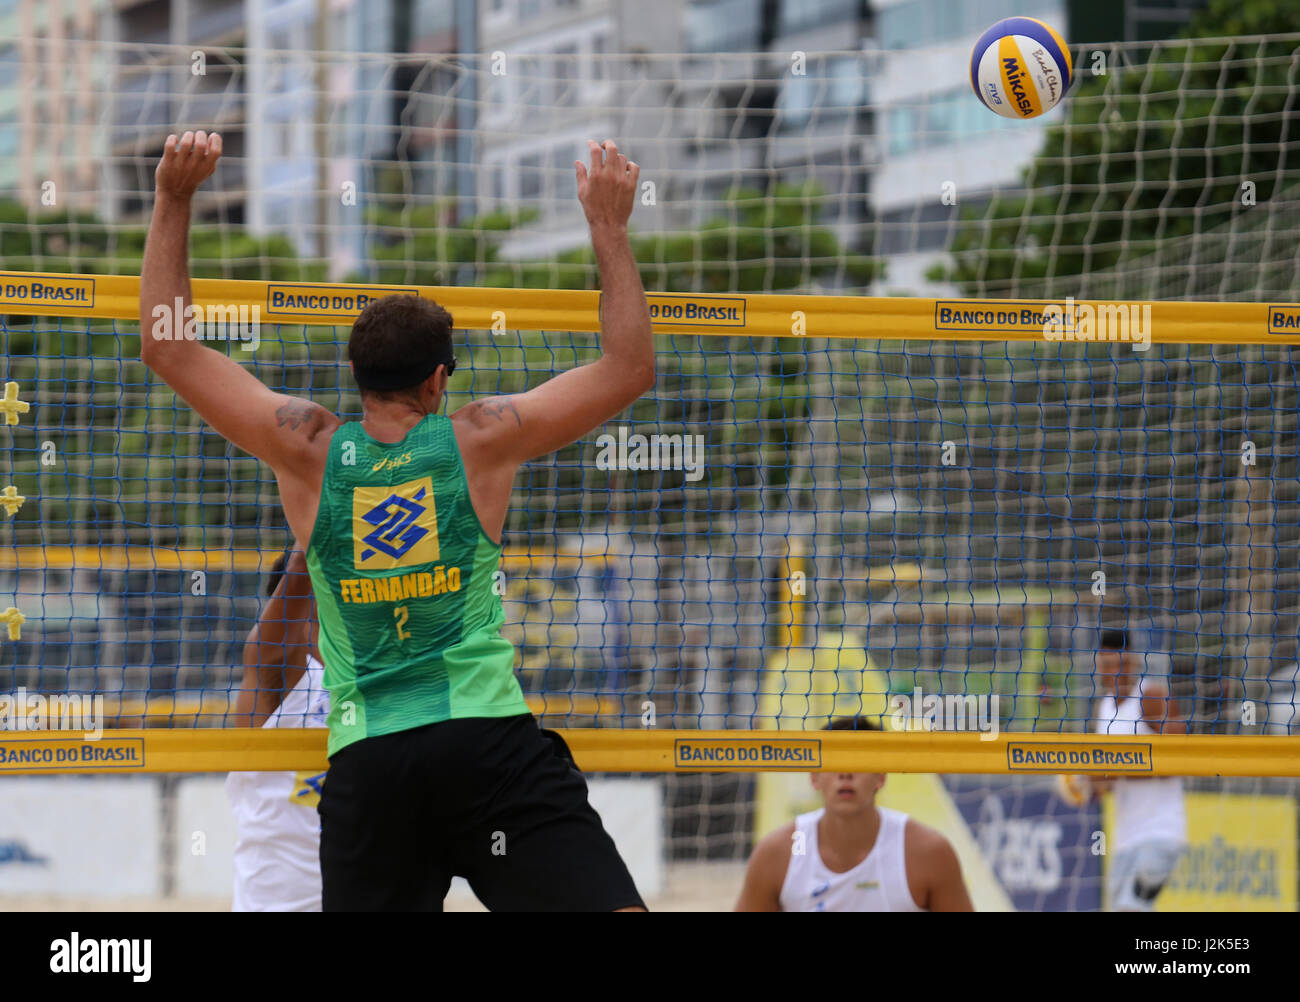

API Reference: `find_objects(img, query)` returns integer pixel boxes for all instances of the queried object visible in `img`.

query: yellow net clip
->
[0,606,25,641]
[0,382,30,426]
[0,485,25,517]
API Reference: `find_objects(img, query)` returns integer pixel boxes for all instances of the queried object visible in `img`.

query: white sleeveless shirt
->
[778,806,923,912]
[225,654,330,911]
[1094,683,1187,852]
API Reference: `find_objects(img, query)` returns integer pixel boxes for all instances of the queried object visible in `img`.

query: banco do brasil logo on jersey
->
[351,476,441,570]
[362,492,426,558]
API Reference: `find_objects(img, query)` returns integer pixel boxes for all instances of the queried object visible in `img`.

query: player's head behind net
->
[348,293,457,403]
[824,715,883,732]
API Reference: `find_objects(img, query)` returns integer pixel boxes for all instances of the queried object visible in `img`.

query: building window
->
[0,119,18,159]
[926,92,959,141]
[884,87,1022,157]
[0,46,17,91]
[879,0,1053,50]
[517,60,544,110]
[550,144,576,204]
[519,152,543,201]
[776,56,864,129]
[888,105,918,156]
[554,44,578,107]
[414,0,456,36]
[827,57,865,108]
[686,0,762,53]
[483,73,506,122]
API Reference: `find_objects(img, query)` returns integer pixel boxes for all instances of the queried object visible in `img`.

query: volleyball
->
[970,16,1072,120]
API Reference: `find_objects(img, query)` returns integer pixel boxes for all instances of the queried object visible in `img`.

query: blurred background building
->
[0,0,1213,283]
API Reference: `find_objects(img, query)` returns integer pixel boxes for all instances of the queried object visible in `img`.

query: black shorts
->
[318,713,644,911]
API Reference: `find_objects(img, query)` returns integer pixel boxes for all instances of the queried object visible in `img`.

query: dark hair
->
[348,294,455,395]
[266,547,294,597]
[1100,628,1129,652]
[823,716,882,732]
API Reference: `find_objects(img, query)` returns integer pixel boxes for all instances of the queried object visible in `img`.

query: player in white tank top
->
[225,548,329,912]
[778,805,919,911]
[736,717,973,912]
[1089,629,1187,911]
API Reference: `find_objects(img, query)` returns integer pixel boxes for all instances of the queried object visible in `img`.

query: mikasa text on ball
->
[970,16,1072,120]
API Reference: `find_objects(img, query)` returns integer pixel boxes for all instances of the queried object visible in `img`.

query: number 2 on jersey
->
[394,605,411,642]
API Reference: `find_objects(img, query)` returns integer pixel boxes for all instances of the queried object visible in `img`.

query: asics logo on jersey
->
[359,489,429,562]
[372,451,413,473]
[811,881,830,897]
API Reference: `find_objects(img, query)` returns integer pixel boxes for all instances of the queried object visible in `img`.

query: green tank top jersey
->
[305,412,528,756]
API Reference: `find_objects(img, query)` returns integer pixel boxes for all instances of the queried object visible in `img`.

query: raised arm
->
[231,550,316,728]
[453,139,655,466]
[139,131,338,493]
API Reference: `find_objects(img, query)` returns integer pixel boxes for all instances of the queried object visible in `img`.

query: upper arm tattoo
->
[476,397,523,427]
[275,400,318,430]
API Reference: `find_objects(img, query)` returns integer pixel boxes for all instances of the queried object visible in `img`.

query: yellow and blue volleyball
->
[970,16,1072,120]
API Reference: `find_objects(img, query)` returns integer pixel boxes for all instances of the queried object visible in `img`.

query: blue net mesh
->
[2,311,1298,737]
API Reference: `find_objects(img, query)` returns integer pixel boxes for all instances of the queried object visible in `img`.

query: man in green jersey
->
[141,130,653,910]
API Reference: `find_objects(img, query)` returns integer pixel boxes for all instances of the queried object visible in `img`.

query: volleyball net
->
[0,273,1297,782]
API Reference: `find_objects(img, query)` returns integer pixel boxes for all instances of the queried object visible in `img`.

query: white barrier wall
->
[590,778,665,898]
[174,777,239,899]
[0,774,664,906]
[0,776,162,897]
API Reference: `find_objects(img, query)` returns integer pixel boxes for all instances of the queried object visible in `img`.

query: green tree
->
[635,182,878,293]
[363,181,878,293]
[364,183,881,539]
[0,197,324,554]
[0,199,323,281]
[360,200,541,288]
[933,0,1300,297]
